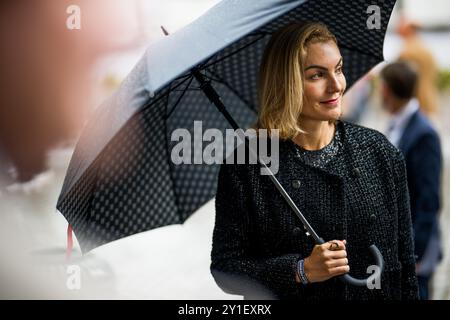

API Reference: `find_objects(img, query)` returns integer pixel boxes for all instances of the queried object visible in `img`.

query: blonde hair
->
[254,22,337,139]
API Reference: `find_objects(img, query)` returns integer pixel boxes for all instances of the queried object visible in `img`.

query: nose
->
[327,73,344,93]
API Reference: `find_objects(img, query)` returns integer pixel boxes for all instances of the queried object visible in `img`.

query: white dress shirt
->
[386,98,420,148]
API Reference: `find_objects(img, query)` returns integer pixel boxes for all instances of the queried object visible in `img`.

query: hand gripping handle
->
[316,238,384,287]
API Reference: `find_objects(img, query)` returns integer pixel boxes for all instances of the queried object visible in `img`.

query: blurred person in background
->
[380,61,443,300]
[397,16,439,117]
[0,1,142,298]
[0,0,140,184]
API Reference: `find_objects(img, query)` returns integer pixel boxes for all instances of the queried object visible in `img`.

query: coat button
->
[291,180,301,189]
[292,227,302,236]
[370,214,377,222]
[352,167,361,178]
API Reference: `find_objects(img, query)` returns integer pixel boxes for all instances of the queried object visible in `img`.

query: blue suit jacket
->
[398,110,442,266]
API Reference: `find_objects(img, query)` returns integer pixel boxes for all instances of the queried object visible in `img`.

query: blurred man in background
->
[380,61,443,300]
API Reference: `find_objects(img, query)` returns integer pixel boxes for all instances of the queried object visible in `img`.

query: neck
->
[293,118,336,151]
[391,99,409,115]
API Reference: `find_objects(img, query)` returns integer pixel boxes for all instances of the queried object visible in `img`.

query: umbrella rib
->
[205,69,257,113]
[201,34,267,70]
[164,75,194,120]
[138,73,192,115]
[172,87,202,92]
[199,71,222,83]
[162,88,184,224]
[171,73,192,83]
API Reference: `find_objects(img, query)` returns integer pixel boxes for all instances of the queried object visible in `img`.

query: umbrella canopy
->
[57,0,396,253]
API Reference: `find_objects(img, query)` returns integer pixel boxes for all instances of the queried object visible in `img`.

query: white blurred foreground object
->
[0,147,235,299]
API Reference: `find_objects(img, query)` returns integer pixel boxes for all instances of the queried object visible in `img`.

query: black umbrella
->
[58,0,395,285]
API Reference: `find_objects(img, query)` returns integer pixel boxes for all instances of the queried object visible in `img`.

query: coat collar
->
[282,120,364,180]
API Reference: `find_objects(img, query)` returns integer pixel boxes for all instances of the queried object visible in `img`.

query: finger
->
[322,241,336,251]
[326,240,346,251]
[326,258,348,268]
[329,265,350,276]
[326,250,347,259]
[335,240,346,250]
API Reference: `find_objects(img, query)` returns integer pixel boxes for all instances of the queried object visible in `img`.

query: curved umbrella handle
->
[316,238,384,287]
[339,244,384,287]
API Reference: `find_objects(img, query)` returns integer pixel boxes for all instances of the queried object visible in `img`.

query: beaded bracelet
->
[297,259,309,285]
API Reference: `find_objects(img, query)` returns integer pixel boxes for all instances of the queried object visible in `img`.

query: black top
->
[211,121,419,300]
[289,124,342,169]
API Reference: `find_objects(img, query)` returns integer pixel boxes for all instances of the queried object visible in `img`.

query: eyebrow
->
[304,57,343,71]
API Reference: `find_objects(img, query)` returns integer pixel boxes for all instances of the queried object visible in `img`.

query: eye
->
[310,72,323,80]
[336,66,343,74]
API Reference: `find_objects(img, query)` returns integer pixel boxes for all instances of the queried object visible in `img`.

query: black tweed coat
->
[210,121,419,300]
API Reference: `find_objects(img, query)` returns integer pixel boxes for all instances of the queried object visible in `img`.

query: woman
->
[210,22,419,300]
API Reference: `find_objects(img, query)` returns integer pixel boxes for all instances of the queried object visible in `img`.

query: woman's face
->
[301,40,346,122]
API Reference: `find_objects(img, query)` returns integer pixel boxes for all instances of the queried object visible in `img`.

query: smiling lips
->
[320,96,340,105]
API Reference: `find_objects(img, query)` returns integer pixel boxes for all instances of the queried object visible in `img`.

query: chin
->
[302,105,343,122]
[322,109,342,121]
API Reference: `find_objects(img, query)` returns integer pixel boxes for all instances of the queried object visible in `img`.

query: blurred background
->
[0,0,449,299]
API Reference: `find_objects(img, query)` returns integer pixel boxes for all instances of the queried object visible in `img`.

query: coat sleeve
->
[407,133,442,262]
[210,161,304,299]
[393,150,420,300]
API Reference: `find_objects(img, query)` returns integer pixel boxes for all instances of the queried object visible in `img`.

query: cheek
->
[304,83,324,102]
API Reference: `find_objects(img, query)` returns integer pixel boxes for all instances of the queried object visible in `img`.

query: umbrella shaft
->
[257,154,323,244]
[192,69,240,131]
